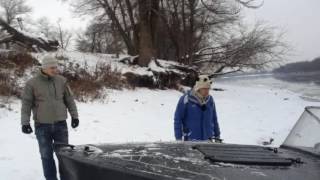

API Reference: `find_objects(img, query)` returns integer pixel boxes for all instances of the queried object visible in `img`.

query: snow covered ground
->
[1,78,320,180]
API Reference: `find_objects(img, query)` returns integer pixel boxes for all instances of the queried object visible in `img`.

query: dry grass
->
[0,51,37,97]
[61,62,130,102]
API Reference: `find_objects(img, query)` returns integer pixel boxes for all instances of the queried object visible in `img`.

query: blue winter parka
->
[174,91,220,141]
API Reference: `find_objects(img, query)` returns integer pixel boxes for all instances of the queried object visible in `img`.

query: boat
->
[56,106,320,180]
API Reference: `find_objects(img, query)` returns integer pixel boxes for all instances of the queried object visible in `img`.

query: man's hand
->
[22,125,33,134]
[71,118,79,128]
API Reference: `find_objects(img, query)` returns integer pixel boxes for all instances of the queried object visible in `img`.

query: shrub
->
[0,51,38,98]
[61,62,130,102]
[0,51,38,76]
[0,71,19,97]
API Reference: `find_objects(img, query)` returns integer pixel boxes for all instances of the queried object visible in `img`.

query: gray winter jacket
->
[21,71,78,125]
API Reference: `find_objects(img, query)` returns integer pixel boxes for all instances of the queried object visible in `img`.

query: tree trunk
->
[137,0,159,67]
[125,0,140,51]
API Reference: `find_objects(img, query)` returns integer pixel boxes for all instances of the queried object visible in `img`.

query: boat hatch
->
[193,144,298,166]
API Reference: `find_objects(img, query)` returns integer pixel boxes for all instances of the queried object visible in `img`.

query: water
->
[216,72,320,102]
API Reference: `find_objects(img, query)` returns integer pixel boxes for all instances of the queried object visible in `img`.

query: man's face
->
[198,88,210,97]
[43,66,59,77]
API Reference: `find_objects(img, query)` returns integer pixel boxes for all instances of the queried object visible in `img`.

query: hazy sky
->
[26,0,320,62]
[26,0,89,29]
[245,0,320,62]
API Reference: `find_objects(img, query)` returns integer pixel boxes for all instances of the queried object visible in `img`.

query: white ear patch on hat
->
[197,75,212,83]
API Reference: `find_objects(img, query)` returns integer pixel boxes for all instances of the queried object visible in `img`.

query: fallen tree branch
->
[0,18,59,52]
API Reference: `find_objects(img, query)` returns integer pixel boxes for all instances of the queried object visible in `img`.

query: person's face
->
[43,66,59,77]
[198,88,210,97]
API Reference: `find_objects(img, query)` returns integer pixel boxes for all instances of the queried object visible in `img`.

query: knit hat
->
[41,55,58,69]
[194,74,212,91]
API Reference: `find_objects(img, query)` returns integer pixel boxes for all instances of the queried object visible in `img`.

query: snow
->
[148,59,166,73]
[32,50,185,78]
[19,29,50,43]
[33,51,114,69]
[1,77,320,180]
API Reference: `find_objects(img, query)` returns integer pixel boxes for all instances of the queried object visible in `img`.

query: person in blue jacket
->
[174,75,221,141]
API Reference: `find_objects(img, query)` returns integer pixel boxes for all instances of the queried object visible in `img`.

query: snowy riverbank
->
[1,80,320,180]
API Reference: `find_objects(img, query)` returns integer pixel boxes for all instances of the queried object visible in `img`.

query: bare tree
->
[154,0,241,64]
[76,20,124,55]
[0,0,32,49]
[0,0,32,25]
[33,18,73,51]
[0,18,59,52]
[72,0,287,73]
[72,0,139,57]
[56,19,73,50]
[36,17,55,39]
[195,22,288,75]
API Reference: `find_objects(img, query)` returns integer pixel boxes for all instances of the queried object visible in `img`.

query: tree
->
[94,0,138,55]
[137,0,159,66]
[0,0,32,49]
[72,0,141,63]
[34,18,73,51]
[195,22,287,75]
[75,21,124,54]
[0,18,59,52]
[56,19,73,50]
[72,0,286,73]
[0,0,32,25]
[36,17,56,39]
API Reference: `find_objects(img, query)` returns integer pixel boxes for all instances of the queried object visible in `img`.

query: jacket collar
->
[38,70,53,81]
[187,90,210,106]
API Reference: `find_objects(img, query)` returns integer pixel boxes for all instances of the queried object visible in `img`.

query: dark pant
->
[35,121,68,180]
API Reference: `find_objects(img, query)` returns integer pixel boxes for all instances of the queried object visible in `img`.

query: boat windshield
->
[282,106,320,155]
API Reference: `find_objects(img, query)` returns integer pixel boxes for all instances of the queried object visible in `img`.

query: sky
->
[244,0,320,62]
[25,0,320,62]
[26,0,89,30]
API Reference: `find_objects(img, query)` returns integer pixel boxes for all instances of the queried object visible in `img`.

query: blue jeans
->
[35,121,68,180]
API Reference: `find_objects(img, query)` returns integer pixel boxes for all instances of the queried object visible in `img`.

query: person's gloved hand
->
[214,136,223,143]
[71,118,79,128]
[22,125,33,134]
[209,137,223,143]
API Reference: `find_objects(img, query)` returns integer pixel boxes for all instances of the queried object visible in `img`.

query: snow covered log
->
[120,57,199,89]
[0,18,59,52]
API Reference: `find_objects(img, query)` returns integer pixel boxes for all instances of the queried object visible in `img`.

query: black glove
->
[71,118,79,128]
[209,137,223,143]
[214,137,223,143]
[22,125,33,134]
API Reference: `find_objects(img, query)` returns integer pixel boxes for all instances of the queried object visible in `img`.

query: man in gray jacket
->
[21,55,79,180]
